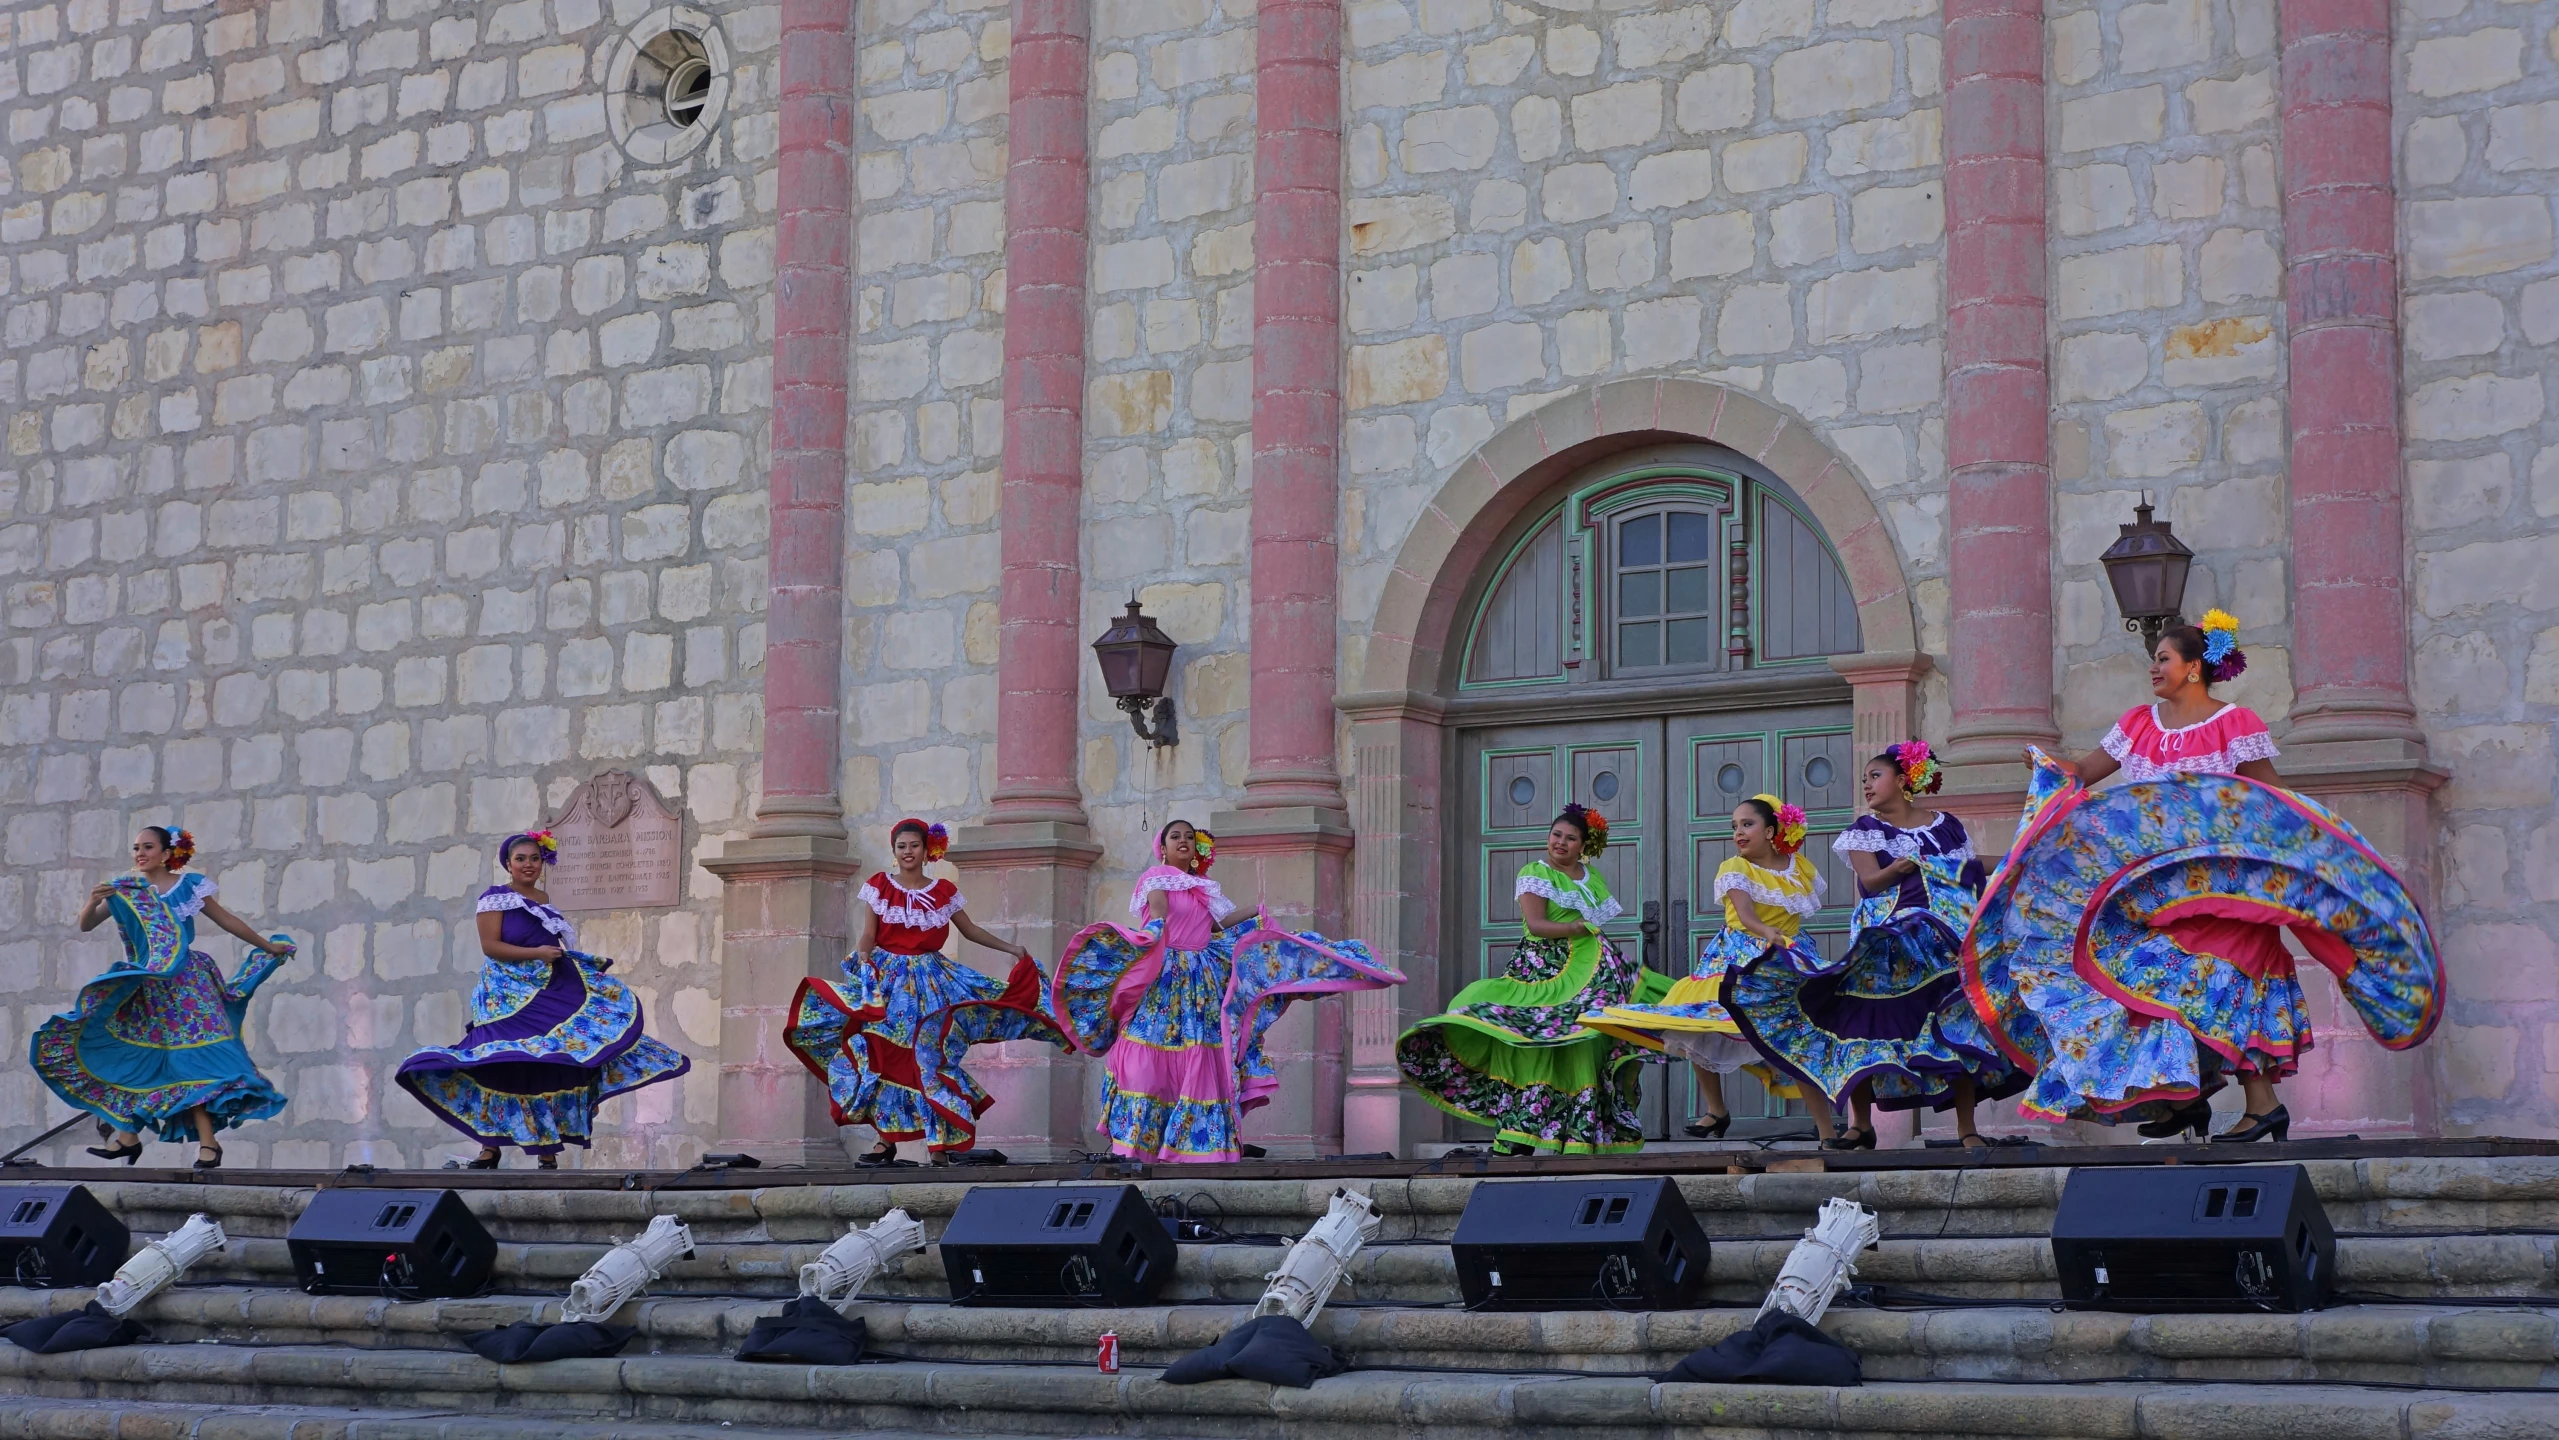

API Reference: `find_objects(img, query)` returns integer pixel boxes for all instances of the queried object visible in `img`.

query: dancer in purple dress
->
[396,831,690,1169]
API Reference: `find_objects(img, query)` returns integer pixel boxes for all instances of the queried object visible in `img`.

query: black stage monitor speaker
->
[0,1185,128,1288]
[287,1189,495,1299]
[2052,1162,2335,1312]
[1450,1176,1709,1310]
[939,1184,1174,1307]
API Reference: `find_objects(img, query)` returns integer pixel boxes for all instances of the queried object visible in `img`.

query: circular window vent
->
[606,7,731,164]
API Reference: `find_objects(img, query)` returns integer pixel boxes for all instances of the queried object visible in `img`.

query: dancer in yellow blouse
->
[1582,794,1835,1141]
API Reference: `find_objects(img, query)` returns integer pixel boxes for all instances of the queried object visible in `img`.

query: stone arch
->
[1336,377,1928,1157]
[1357,376,1919,700]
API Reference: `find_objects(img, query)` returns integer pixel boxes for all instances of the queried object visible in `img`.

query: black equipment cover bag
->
[1658,1309,1861,1387]
[732,1296,869,1366]
[1161,1315,1343,1388]
[0,1302,147,1354]
[461,1320,637,1363]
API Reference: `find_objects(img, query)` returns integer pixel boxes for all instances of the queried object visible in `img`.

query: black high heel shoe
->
[2137,1099,2214,1140]
[192,1142,222,1172]
[1823,1126,1877,1151]
[1683,1114,1732,1140]
[2211,1105,2290,1143]
[465,1148,501,1170]
[86,1138,145,1165]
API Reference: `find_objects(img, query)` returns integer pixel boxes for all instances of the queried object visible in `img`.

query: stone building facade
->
[2,0,2553,1166]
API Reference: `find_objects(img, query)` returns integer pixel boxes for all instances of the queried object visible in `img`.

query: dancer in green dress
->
[1396,805,1671,1154]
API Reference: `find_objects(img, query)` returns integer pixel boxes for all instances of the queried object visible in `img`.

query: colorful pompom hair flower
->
[500,830,560,866]
[2197,608,2248,683]
[1191,829,1216,875]
[166,828,198,869]
[923,822,950,862]
[1560,802,1609,856]
[1750,795,1810,858]
[1888,740,1943,797]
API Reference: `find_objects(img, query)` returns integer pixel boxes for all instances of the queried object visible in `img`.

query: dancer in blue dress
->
[1724,743,2023,1149]
[396,831,690,1169]
[38,827,295,1171]
[784,817,1069,1168]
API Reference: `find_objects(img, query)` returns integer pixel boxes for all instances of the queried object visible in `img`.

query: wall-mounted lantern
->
[1092,598,1178,747]
[2098,497,2193,649]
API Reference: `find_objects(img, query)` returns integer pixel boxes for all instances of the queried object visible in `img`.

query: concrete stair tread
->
[1,1344,2553,1438]
[0,1288,2551,1386]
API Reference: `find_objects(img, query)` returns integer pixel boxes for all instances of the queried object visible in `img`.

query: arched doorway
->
[1338,378,1928,1155]
[1447,443,1862,1135]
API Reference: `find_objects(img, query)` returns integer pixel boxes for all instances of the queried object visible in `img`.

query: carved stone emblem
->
[546,770,683,912]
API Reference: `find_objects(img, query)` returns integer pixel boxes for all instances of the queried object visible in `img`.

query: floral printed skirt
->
[397,953,690,1155]
[33,951,289,1142]
[1055,921,1402,1163]
[1398,933,1670,1155]
[1725,900,2024,1111]
[1583,927,1800,1098]
[785,949,1067,1154]
[1963,751,2444,1126]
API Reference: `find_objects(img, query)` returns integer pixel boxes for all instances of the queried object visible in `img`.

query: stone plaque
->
[546,770,683,911]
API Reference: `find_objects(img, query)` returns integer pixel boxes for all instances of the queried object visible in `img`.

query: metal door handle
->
[1640,900,1661,971]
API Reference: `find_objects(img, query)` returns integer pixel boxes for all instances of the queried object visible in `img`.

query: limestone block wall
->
[2395,0,2559,1133]
[1073,0,1261,905]
[0,0,778,1166]
[2042,0,2295,742]
[840,0,1009,856]
[1335,0,1957,736]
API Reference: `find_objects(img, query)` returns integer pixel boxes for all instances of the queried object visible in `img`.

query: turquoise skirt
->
[30,878,291,1141]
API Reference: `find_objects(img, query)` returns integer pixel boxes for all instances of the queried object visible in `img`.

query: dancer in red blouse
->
[784,819,1068,1166]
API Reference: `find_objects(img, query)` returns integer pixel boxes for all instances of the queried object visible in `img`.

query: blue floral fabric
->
[1962,750,2445,1124]
[785,948,1067,1153]
[30,875,291,1141]
[1726,856,2024,1110]
[396,922,690,1154]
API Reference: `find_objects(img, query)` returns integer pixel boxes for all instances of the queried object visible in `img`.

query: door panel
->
[1667,707,1857,1121]
[1452,702,1853,1138]
[1457,720,1663,995]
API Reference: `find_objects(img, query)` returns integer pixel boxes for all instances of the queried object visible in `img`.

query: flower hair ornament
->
[164,828,197,870]
[1885,740,1943,798]
[1154,822,1217,876]
[1559,802,1609,857]
[2197,608,2248,683]
[892,818,952,863]
[500,830,560,866]
[1753,793,1809,859]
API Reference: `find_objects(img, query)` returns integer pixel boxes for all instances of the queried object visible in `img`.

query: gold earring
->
[2189,671,2201,685]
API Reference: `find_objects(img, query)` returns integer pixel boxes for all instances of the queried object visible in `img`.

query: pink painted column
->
[1214,0,1355,1157]
[948,0,1102,1161]
[1939,0,2059,770]
[703,0,859,1166]
[2272,0,2444,1137]
[2280,0,2419,748]
[1239,0,1347,816]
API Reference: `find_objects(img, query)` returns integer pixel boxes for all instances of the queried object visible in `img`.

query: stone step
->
[127,1226,2559,1302]
[60,1151,2559,1246]
[0,1400,863,1440]
[0,1347,2549,1439]
[1,1285,2552,1386]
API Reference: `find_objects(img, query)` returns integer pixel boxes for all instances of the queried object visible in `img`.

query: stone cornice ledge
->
[698,834,863,883]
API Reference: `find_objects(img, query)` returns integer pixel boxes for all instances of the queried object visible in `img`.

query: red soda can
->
[1097,1331,1120,1373]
